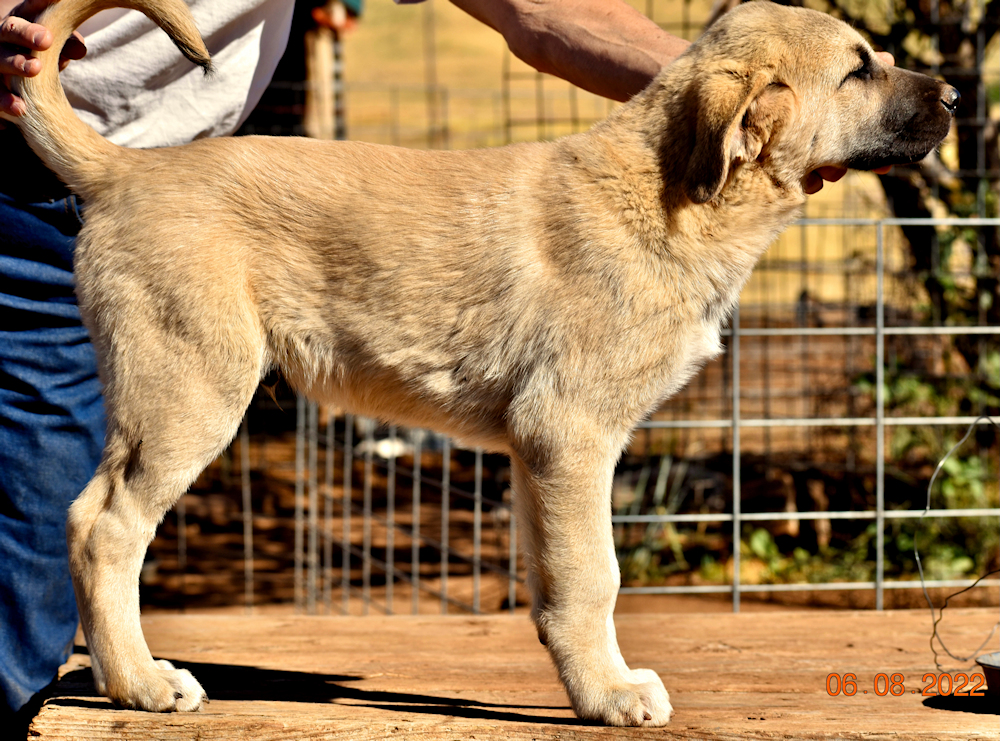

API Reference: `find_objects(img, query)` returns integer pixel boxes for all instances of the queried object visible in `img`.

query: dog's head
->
[671,1,959,203]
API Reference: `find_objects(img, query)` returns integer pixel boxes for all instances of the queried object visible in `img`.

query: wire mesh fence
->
[140,0,1000,616]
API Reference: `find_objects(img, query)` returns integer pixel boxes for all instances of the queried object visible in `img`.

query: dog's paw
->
[627,668,673,725]
[571,668,672,727]
[154,659,207,711]
[109,659,207,712]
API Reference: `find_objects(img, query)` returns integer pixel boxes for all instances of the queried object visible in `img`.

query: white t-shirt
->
[60,0,294,148]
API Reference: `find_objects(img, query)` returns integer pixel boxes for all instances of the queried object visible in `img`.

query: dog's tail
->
[10,0,211,196]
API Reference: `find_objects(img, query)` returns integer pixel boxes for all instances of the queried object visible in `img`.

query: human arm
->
[1,0,86,117]
[449,0,689,102]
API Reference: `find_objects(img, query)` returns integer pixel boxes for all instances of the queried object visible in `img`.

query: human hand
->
[1,0,86,118]
[804,51,895,194]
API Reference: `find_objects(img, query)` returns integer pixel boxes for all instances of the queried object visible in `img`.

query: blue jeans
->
[0,187,104,714]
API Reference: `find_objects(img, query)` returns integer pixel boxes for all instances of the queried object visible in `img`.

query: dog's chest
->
[640,234,766,408]
[680,309,728,377]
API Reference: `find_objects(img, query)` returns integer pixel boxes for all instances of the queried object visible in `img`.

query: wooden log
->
[29,609,998,740]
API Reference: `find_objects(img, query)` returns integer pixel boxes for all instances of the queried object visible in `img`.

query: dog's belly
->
[277,339,515,454]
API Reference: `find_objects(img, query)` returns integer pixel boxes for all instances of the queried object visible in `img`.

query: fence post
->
[876,222,885,611]
[241,417,253,614]
[732,305,741,614]
[441,437,451,614]
[295,395,305,613]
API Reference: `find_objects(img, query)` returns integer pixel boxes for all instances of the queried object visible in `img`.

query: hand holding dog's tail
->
[6,0,211,196]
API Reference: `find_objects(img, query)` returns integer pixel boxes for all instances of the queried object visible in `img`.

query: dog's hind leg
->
[66,296,264,712]
[510,426,673,727]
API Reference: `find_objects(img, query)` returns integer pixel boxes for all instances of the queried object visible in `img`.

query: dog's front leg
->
[510,438,673,727]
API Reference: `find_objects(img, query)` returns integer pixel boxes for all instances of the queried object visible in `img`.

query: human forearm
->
[450,0,689,101]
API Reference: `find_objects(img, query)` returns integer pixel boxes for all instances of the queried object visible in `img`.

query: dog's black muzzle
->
[845,71,960,172]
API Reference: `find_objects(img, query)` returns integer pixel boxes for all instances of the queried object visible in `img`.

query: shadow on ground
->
[47,646,581,726]
[922,694,999,715]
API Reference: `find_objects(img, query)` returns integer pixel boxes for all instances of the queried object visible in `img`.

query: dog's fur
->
[8,0,958,726]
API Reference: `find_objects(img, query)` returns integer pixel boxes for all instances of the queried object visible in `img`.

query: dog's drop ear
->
[741,83,798,163]
[684,67,774,204]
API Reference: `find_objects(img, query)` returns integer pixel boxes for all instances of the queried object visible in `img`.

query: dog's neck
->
[537,60,809,336]
[558,64,805,293]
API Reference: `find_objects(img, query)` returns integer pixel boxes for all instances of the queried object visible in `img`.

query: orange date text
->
[824,672,986,697]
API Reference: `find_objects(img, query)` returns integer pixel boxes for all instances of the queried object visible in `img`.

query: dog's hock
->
[682,66,775,203]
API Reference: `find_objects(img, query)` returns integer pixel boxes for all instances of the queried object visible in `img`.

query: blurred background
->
[139,0,999,617]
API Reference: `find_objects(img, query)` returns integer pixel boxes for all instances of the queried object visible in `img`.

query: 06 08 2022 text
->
[825,672,987,697]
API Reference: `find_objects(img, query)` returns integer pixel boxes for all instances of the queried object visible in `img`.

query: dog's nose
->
[940,86,961,114]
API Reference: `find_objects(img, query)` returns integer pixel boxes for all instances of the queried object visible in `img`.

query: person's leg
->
[0,190,104,719]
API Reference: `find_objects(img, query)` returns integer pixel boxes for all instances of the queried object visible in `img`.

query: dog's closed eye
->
[842,46,875,85]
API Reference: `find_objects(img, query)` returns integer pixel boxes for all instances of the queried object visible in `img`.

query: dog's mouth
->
[842,147,938,173]
[803,163,896,194]
[803,81,958,194]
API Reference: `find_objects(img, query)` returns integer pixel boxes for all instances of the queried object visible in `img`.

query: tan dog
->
[8,0,957,726]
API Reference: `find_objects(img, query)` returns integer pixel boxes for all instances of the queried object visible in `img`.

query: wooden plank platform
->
[29,609,1000,740]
